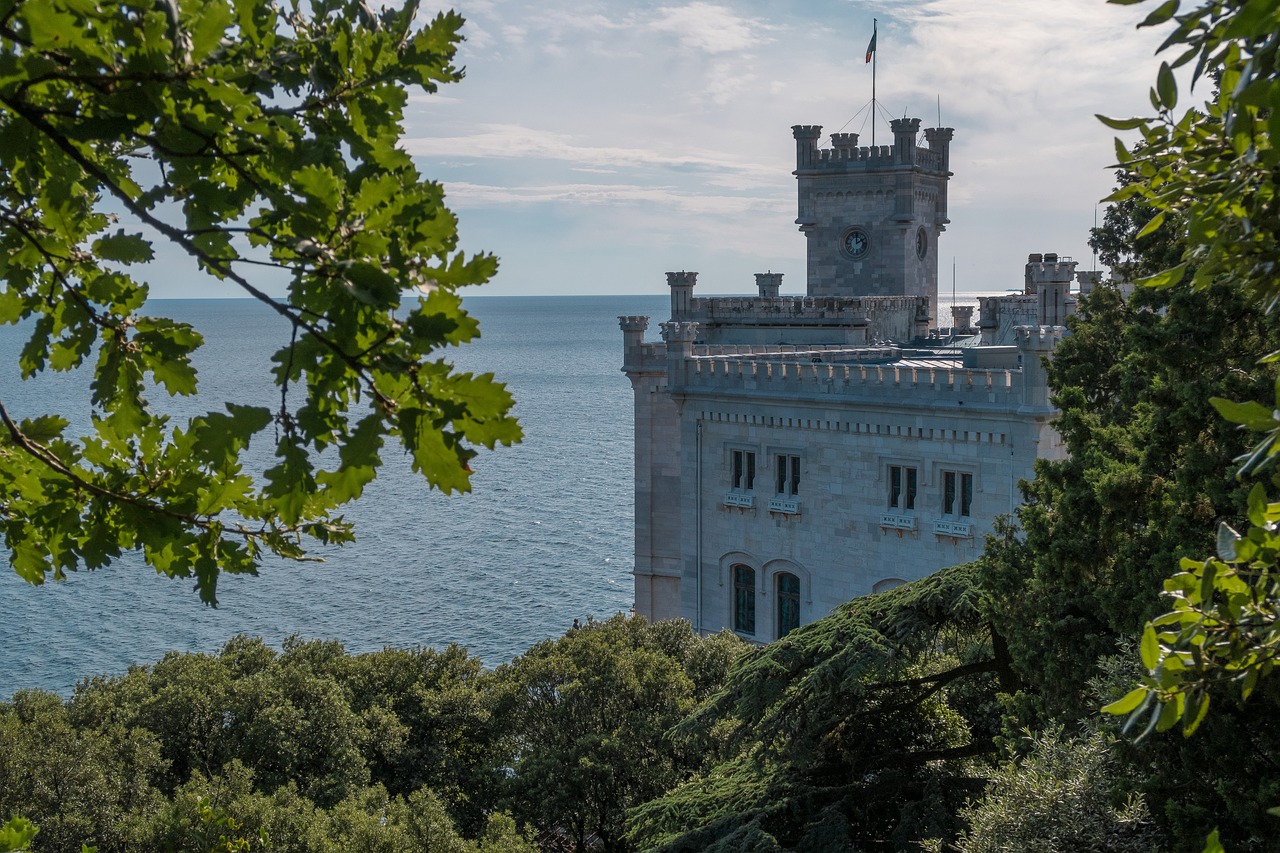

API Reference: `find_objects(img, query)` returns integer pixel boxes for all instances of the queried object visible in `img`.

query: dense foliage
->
[0,619,746,853]
[625,562,1011,851]
[0,0,521,604]
[981,280,1280,718]
[1095,0,1280,738]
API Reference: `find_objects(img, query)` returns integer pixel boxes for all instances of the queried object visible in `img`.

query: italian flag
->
[865,24,876,63]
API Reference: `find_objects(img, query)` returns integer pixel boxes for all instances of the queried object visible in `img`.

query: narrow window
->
[889,466,918,510]
[776,454,800,496]
[733,565,756,634]
[943,471,973,517]
[776,572,800,638]
[731,450,756,491]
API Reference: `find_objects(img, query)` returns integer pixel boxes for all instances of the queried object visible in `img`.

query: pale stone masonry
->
[621,117,1081,640]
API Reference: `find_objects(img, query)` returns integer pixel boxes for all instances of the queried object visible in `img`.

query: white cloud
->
[405,123,778,187]
[648,2,769,54]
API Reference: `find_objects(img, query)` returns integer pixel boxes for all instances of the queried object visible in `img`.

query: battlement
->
[675,294,926,324]
[792,121,953,175]
[675,351,1025,408]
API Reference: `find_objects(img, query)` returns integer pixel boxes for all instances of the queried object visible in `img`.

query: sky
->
[150,0,1184,298]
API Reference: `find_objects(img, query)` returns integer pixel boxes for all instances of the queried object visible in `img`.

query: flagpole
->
[871,18,877,147]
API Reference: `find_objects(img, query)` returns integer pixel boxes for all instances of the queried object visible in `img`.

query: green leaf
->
[188,0,233,59]
[1096,114,1147,131]
[1133,262,1187,289]
[1135,210,1165,239]
[1183,690,1211,736]
[92,231,155,264]
[1209,396,1275,430]
[1140,624,1160,671]
[1102,686,1149,715]
[1156,62,1178,109]
[0,816,38,851]
[1139,0,1179,28]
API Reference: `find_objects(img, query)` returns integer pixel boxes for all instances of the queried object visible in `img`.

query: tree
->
[953,726,1158,853]
[979,279,1280,719]
[1090,0,1280,741]
[0,0,520,603]
[495,616,746,853]
[626,562,1012,852]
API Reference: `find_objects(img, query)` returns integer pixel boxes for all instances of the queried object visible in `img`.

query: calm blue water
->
[0,295,666,696]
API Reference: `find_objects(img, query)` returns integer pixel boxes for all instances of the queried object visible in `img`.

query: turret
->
[830,133,859,157]
[951,305,974,333]
[923,126,954,173]
[660,321,699,389]
[891,117,921,167]
[791,125,822,170]
[1025,252,1077,326]
[979,296,1000,346]
[755,272,783,298]
[667,271,697,320]
[1016,325,1064,411]
[618,315,649,373]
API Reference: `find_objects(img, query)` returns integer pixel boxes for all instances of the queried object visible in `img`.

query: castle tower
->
[1024,252,1077,326]
[792,119,953,327]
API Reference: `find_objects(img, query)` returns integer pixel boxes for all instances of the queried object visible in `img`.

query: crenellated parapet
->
[672,350,1027,410]
[791,122,953,176]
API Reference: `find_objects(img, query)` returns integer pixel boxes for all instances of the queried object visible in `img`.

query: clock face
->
[915,227,928,260]
[842,227,870,260]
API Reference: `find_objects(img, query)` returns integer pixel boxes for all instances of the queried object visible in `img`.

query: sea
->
[0,294,667,697]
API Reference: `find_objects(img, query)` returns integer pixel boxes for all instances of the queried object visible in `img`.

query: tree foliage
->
[980,280,1280,718]
[0,622,747,852]
[1094,0,1280,741]
[495,615,746,853]
[0,0,520,603]
[625,562,1012,852]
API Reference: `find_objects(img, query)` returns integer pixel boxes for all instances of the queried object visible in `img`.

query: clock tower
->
[792,118,953,323]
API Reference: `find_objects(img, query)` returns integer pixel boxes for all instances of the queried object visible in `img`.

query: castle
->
[619,118,1087,640]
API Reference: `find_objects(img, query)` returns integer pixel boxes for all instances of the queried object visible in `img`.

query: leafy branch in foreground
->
[0,0,520,602]
[1093,8,1280,806]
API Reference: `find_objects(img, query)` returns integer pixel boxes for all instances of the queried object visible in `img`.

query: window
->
[776,572,800,638]
[888,465,917,510]
[733,565,756,634]
[775,454,800,496]
[942,471,973,517]
[731,450,756,491]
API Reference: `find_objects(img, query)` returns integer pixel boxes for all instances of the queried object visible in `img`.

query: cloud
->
[648,2,769,54]
[442,180,785,213]
[405,123,779,188]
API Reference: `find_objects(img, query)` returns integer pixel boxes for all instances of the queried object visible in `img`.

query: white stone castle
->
[620,118,1086,640]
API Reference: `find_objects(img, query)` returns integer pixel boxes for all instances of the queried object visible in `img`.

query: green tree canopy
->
[0,0,520,603]
[625,562,1011,852]
[495,615,746,853]
[1093,0,1280,745]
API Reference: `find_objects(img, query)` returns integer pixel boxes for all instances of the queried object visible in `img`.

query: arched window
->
[776,572,800,638]
[733,565,756,634]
